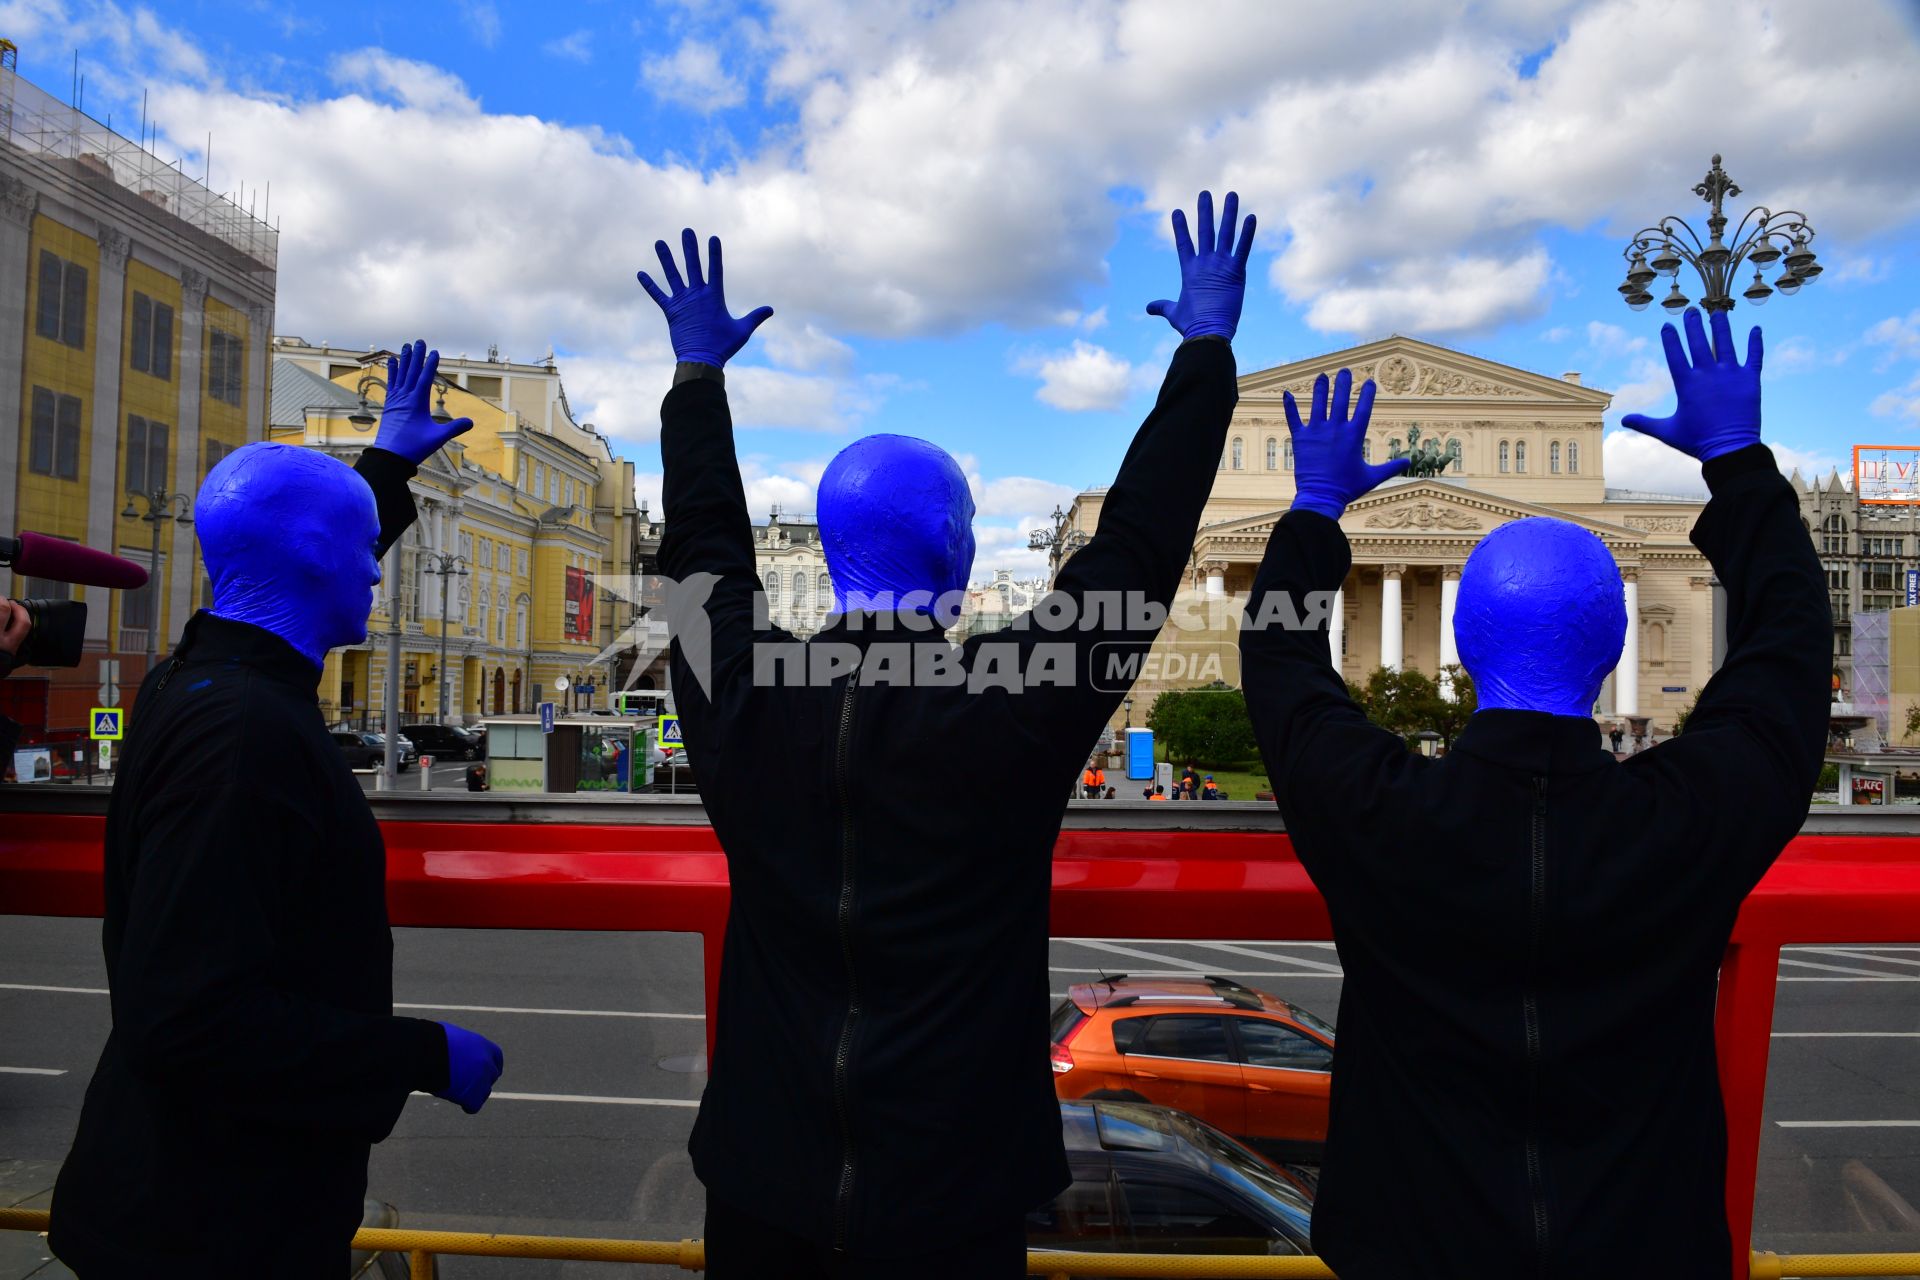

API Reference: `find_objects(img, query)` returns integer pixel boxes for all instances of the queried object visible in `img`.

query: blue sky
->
[8,0,1920,575]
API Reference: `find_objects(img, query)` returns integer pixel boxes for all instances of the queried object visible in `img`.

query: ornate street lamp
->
[120,489,193,669]
[349,369,458,429]
[1618,155,1819,313]
[1028,505,1091,577]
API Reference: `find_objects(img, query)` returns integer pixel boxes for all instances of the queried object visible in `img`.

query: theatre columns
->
[1616,567,1641,716]
[1439,565,1461,698]
[1380,563,1406,672]
[1328,587,1345,672]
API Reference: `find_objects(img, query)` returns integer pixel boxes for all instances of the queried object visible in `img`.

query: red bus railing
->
[7,789,1920,1279]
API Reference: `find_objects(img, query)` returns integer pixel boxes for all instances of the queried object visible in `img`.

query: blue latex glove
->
[1146,190,1256,341]
[1620,307,1762,461]
[1287,369,1409,520]
[637,229,774,368]
[435,1022,504,1114]
[373,340,474,467]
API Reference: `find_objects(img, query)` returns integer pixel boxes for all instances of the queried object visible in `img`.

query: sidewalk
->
[0,1161,71,1280]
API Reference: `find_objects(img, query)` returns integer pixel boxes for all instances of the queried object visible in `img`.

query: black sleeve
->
[111,773,448,1140]
[1628,443,1832,886]
[1238,508,1416,876]
[355,447,420,560]
[656,378,792,768]
[990,337,1240,752]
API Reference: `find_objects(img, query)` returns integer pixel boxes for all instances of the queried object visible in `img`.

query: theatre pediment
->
[1236,335,1614,409]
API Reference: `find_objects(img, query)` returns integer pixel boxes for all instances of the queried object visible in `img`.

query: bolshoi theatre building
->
[1064,336,1716,733]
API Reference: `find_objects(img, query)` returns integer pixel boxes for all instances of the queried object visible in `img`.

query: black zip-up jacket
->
[659,338,1239,1253]
[50,447,450,1277]
[1238,444,1829,1278]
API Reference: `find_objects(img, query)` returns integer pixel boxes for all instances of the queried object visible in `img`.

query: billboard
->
[564,566,595,642]
[1854,445,1920,505]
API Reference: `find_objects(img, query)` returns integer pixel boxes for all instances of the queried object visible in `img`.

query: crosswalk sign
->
[659,714,683,747]
[539,702,556,735]
[89,708,124,740]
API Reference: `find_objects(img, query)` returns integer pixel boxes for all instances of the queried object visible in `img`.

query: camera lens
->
[16,598,88,668]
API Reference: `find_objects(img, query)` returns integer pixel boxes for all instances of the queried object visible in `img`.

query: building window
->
[1568,441,1579,474]
[1264,438,1277,470]
[125,415,170,495]
[1550,441,1561,474]
[793,570,809,608]
[1361,437,1371,463]
[766,572,780,604]
[563,477,573,507]
[21,575,71,601]
[479,539,492,568]
[1647,621,1667,666]
[1284,439,1294,471]
[479,597,490,641]
[130,292,175,379]
[515,602,528,648]
[517,548,528,576]
[1231,438,1243,470]
[1499,441,1510,473]
[1515,441,1528,473]
[818,571,831,602]
[206,329,245,405]
[35,249,87,349]
[204,437,233,480]
[29,387,82,480]
[467,374,502,400]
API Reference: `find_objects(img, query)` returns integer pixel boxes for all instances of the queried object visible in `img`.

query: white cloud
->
[762,321,855,373]
[1540,326,1571,343]
[1871,372,1920,425]
[1584,320,1646,358]
[1300,251,1552,337]
[1602,430,1704,495]
[1866,311,1920,369]
[327,48,478,113]
[543,29,594,64]
[1020,340,1138,412]
[971,475,1078,519]
[642,39,746,112]
[1768,441,1847,480]
[1828,254,1893,286]
[459,0,501,48]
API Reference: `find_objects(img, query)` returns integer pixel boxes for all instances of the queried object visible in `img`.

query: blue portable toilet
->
[1126,727,1155,781]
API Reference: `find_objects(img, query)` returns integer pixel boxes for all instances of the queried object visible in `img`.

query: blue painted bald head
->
[1455,518,1626,718]
[818,434,976,618]
[196,442,383,668]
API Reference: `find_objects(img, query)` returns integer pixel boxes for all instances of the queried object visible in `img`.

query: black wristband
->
[673,361,726,388]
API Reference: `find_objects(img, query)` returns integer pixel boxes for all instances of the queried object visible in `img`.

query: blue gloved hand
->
[434,1022,504,1114]
[373,340,474,467]
[1146,190,1256,342]
[1287,368,1408,521]
[1620,307,1762,462]
[637,229,774,368]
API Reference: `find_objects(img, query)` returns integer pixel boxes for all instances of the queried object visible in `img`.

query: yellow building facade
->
[0,65,275,734]
[269,340,644,728]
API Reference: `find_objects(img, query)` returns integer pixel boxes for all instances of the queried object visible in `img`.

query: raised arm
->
[1622,310,1830,882]
[1240,370,1412,828]
[643,231,781,746]
[997,192,1249,747]
[357,339,476,559]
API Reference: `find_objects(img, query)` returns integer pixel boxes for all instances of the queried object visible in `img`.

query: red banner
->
[564,566,594,642]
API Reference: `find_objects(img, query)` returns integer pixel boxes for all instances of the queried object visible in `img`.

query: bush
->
[1145,687,1260,768]
[1345,664,1477,749]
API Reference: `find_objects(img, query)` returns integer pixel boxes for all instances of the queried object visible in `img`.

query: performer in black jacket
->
[51,343,504,1277]
[642,193,1252,1276]
[1239,307,1829,1278]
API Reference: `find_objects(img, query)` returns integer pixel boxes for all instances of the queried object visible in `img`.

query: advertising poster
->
[564,566,595,642]
[1854,446,1920,505]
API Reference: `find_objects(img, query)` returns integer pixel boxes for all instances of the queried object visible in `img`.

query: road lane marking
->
[1781,977,1920,982]
[1057,938,1339,949]
[1778,957,1918,978]
[1796,948,1920,969]
[1774,1120,1920,1128]
[1050,967,1341,978]
[1059,940,1220,971]
[0,1066,65,1075]
[488,1092,701,1108]
[395,1002,704,1020]
[1182,940,1345,974]
[1772,1031,1920,1037]
[0,983,108,995]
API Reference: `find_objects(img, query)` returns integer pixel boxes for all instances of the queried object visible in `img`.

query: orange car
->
[1050,975,1334,1164]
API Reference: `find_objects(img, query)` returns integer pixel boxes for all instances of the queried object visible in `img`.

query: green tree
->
[1145,686,1260,767]
[1344,664,1478,749]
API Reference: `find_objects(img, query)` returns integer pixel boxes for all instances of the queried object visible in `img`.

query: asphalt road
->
[4,922,1919,1276]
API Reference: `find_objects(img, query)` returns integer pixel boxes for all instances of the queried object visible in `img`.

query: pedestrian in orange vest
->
[1081,763,1106,798]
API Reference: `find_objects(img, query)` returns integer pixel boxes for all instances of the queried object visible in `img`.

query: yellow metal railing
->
[5,1207,1920,1277]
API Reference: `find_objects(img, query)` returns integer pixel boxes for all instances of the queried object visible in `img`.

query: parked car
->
[401,724,480,761]
[331,730,416,772]
[1027,1100,1315,1259]
[1050,975,1334,1164]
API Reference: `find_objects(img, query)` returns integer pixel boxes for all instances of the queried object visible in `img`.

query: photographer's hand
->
[0,600,28,668]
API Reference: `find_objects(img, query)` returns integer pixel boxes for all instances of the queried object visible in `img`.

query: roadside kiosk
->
[482,715,654,795]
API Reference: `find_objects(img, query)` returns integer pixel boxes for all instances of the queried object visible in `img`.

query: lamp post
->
[1617,155,1820,313]
[1028,505,1090,580]
[349,371,457,430]
[422,551,469,723]
[120,489,192,669]
[1123,694,1134,730]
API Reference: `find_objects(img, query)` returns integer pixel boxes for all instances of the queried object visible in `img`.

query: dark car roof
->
[1068,974,1307,1020]
[1059,1100,1316,1224]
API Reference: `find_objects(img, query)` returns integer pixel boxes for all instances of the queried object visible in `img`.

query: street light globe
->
[1776,273,1802,295]
[1626,291,1653,311]
[1743,278,1772,306]
[1748,239,1783,265]
[1650,242,1683,274]
[1661,282,1691,312]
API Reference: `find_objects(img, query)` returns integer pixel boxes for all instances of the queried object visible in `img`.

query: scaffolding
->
[0,63,277,274]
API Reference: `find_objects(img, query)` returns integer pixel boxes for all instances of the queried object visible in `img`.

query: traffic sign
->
[658,714,682,747]
[98,741,112,770]
[539,702,556,735]
[97,658,120,707]
[89,708,124,740]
